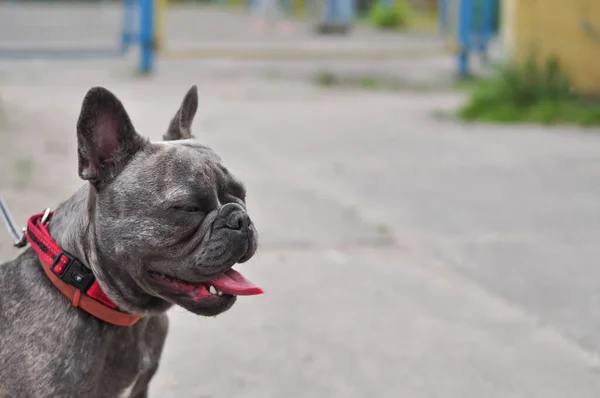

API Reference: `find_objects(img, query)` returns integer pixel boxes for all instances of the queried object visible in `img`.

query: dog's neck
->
[45,185,164,315]
[48,185,92,265]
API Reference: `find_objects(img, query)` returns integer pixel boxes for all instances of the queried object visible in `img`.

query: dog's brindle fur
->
[0,85,258,397]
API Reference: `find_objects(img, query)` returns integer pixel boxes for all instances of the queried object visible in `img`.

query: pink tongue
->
[207,269,264,296]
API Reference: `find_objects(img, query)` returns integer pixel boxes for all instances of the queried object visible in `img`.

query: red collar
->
[25,210,143,327]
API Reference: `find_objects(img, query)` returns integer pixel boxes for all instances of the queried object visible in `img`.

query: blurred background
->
[1,0,600,397]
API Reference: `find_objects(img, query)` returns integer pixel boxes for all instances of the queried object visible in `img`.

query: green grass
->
[367,0,413,30]
[458,57,600,126]
[314,70,339,87]
[357,1,436,33]
[312,70,453,92]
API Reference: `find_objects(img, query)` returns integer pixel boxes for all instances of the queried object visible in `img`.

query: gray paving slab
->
[2,78,600,397]
[150,247,600,398]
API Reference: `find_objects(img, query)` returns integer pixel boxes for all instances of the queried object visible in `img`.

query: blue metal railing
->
[0,0,498,75]
[438,0,499,75]
[139,0,154,73]
[0,0,152,73]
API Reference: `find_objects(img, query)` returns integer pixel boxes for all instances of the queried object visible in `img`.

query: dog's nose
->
[226,212,250,230]
[220,203,251,230]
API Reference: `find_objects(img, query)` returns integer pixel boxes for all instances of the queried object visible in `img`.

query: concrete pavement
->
[1,69,599,397]
[0,6,599,397]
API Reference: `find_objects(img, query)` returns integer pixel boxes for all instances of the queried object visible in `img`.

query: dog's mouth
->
[148,268,263,300]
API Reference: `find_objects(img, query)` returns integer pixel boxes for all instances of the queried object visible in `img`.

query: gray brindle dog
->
[0,85,261,397]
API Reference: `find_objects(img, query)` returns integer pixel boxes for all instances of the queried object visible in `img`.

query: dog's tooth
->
[217,291,223,296]
[209,286,217,295]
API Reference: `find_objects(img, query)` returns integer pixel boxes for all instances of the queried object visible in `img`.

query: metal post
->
[139,0,154,74]
[343,0,355,23]
[438,0,448,33]
[121,0,135,53]
[318,0,353,33]
[457,0,473,76]
[323,0,337,23]
[478,0,494,54]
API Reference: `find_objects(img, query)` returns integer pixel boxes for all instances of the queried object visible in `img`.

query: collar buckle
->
[51,250,95,292]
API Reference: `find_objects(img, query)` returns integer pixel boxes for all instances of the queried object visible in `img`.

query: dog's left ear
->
[163,84,198,141]
[76,86,146,187]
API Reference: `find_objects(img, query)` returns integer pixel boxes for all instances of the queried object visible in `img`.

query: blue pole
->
[139,0,154,74]
[323,0,337,23]
[339,0,355,23]
[457,0,473,76]
[320,0,354,28]
[478,0,494,53]
[121,0,135,53]
[438,0,447,33]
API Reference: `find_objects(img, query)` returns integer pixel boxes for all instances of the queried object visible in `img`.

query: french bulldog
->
[0,85,261,397]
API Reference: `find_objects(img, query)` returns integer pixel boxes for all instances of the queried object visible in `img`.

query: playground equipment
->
[0,0,155,74]
[153,0,360,59]
[0,0,497,76]
[438,0,498,75]
[315,0,355,34]
[0,0,412,72]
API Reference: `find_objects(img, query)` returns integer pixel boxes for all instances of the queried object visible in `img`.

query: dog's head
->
[76,85,260,317]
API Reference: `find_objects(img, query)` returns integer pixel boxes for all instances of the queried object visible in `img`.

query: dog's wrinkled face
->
[76,85,260,316]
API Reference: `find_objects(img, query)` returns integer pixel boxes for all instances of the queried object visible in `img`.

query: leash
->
[0,195,27,248]
[0,197,142,326]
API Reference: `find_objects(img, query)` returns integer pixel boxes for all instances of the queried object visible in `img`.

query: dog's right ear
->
[76,86,146,187]
[163,84,198,141]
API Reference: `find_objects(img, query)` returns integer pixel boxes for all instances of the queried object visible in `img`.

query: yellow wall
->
[500,0,515,58]
[504,0,600,95]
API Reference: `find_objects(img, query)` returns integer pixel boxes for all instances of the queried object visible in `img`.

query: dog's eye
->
[173,205,202,213]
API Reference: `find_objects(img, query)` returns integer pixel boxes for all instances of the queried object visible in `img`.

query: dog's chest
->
[0,316,161,398]
[99,329,158,397]
[111,346,154,398]
[0,251,169,398]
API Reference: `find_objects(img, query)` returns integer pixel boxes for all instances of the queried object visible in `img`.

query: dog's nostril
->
[225,212,250,230]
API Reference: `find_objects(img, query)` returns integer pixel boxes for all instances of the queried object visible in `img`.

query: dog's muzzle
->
[219,203,251,231]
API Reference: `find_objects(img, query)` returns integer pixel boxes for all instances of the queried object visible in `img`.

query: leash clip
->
[0,196,28,248]
[14,229,27,248]
[41,208,52,225]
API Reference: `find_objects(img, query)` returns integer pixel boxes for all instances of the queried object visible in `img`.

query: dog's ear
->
[76,86,146,187]
[163,84,198,141]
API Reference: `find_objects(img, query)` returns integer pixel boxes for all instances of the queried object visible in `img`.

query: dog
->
[0,85,262,397]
